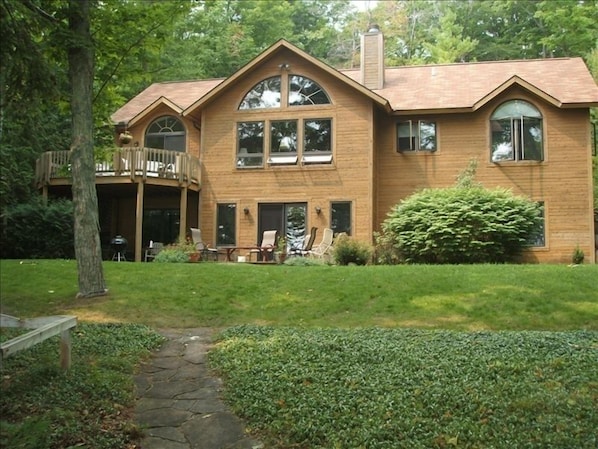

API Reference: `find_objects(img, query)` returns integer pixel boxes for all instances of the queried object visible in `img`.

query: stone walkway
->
[133,328,264,449]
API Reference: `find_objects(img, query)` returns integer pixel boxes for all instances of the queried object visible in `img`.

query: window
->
[269,120,298,164]
[145,116,186,152]
[239,77,281,109]
[527,202,545,247]
[289,76,330,106]
[237,75,333,167]
[491,100,543,162]
[237,122,264,167]
[397,121,437,152]
[142,209,180,246]
[303,119,332,163]
[216,203,236,246]
[237,118,333,167]
[331,202,352,235]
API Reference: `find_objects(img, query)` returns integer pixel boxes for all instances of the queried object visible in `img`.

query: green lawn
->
[1,259,596,330]
[1,260,597,448]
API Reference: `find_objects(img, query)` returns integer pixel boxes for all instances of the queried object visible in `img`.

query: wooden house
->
[37,29,598,263]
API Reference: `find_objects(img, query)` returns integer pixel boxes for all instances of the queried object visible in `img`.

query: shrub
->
[381,186,543,264]
[572,245,585,265]
[0,198,75,259]
[153,248,190,263]
[283,256,327,266]
[373,231,402,265]
[332,234,372,265]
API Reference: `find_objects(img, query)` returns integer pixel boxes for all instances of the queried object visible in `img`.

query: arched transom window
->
[237,75,333,167]
[490,100,543,162]
[145,116,186,152]
[239,75,330,110]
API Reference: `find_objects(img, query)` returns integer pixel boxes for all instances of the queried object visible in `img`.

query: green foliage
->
[381,185,542,264]
[211,326,598,449]
[0,198,75,259]
[154,235,197,263]
[332,234,372,265]
[0,323,165,449]
[283,256,327,266]
[373,231,401,265]
[153,248,190,263]
[572,245,585,265]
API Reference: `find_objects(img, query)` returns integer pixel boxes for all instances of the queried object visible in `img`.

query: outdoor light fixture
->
[279,62,290,71]
[244,207,250,215]
[315,206,322,215]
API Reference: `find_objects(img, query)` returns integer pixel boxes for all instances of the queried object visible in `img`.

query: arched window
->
[145,116,186,152]
[239,77,281,109]
[288,76,330,105]
[491,100,543,162]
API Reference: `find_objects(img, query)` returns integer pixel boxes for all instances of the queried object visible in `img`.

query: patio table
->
[219,246,265,262]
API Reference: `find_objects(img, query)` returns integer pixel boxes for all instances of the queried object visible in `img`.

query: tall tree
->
[423,8,477,63]
[68,0,106,298]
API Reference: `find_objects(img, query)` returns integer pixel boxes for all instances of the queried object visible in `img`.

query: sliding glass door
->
[257,203,306,251]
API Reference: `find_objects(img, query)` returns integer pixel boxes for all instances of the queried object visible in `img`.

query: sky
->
[351,0,378,12]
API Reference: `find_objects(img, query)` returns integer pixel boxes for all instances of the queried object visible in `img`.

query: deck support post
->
[135,181,145,262]
[179,186,188,240]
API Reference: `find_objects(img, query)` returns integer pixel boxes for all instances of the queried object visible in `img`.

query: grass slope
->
[1,260,597,330]
[1,260,597,448]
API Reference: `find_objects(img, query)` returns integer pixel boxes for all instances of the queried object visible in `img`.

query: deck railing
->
[35,147,201,186]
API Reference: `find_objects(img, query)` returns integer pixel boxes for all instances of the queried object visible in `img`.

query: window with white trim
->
[397,120,437,152]
[491,100,543,162]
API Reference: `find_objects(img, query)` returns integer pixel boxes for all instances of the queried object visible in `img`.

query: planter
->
[275,252,287,264]
[119,132,133,145]
[188,252,201,263]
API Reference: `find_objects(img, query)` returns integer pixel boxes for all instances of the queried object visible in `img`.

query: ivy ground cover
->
[210,326,597,449]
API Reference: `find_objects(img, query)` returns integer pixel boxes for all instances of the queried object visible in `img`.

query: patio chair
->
[190,228,218,261]
[144,242,163,262]
[249,230,277,262]
[290,227,318,257]
[308,227,334,258]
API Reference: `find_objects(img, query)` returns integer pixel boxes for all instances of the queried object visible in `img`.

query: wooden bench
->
[1,314,78,370]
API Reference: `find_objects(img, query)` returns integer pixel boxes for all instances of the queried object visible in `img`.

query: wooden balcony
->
[35,147,201,190]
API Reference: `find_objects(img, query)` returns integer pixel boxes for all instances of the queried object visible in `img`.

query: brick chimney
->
[360,25,384,90]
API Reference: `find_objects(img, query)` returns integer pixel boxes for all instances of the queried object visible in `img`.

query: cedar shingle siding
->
[43,35,598,263]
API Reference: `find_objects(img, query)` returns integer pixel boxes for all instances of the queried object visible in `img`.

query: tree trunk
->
[68,0,107,298]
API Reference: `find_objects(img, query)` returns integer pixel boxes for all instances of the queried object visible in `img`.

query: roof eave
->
[119,96,183,127]
[472,75,562,111]
[182,39,391,116]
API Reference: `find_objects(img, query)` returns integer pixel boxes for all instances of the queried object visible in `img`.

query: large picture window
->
[491,100,543,162]
[397,120,437,152]
[237,118,333,168]
[237,75,333,167]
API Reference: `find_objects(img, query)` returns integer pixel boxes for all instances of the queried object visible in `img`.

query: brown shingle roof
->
[111,57,598,124]
[342,57,598,112]
[111,78,224,125]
